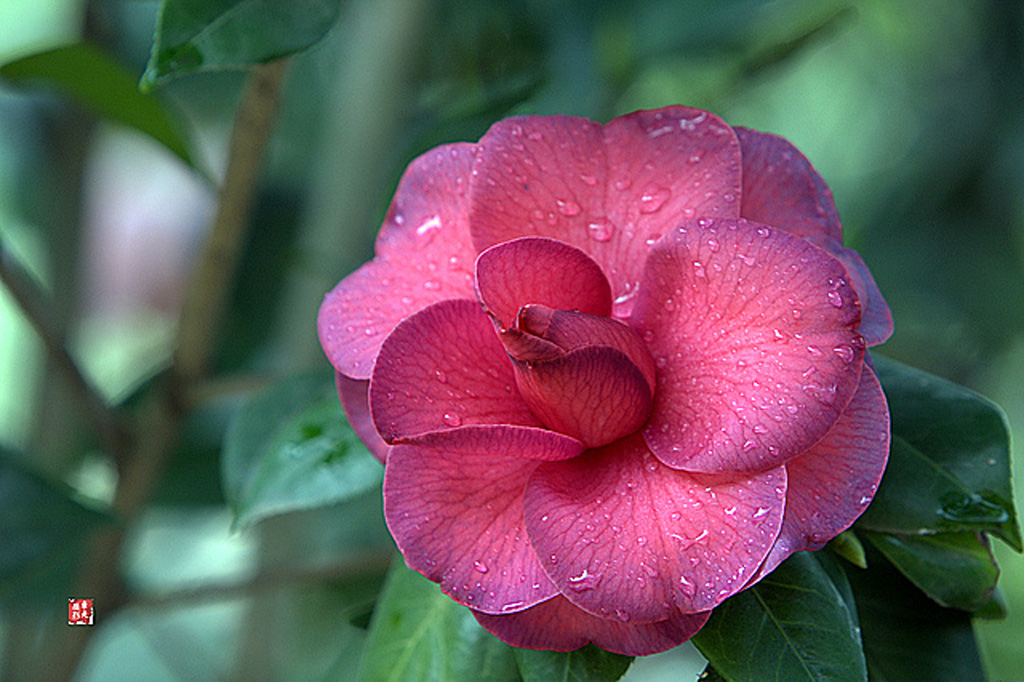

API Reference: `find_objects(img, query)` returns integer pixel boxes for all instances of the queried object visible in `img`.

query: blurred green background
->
[1,0,1022,679]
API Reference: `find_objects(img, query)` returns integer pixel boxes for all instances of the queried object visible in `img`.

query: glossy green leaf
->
[222,371,382,529]
[142,0,342,88]
[515,646,632,681]
[692,551,866,682]
[0,43,204,174]
[0,449,113,607]
[356,558,519,682]
[859,355,1021,550]
[847,543,985,681]
[862,531,998,611]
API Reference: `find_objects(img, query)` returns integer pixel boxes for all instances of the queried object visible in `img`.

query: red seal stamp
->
[68,599,94,625]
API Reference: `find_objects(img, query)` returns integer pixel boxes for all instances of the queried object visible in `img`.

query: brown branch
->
[0,236,131,459]
[40,59,290,682]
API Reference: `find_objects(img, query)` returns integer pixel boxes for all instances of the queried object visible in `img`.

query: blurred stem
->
[0,236,130,460]
[39,60,289,682]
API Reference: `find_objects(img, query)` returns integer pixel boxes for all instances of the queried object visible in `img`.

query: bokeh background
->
[1,0,1022,679]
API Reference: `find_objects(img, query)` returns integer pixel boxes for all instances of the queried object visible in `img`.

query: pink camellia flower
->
[318,106,892,655]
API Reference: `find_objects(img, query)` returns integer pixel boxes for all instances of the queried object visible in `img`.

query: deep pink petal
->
[475,237,611,328]
[469,107,742,318]
[473,595,711,656]
[511,346,653,449]
[524,435,786,620]
[752,362,890,581]
[735,127,893,346]
[335,373,388,462]
[635,219,865,473]
[317,144,478,379]
[735,127,841,250]
[370,299,542,442]
[833,248,893,347]
[384,428,579,613]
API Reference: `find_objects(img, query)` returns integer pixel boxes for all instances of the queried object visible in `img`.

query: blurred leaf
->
[142,0,342,88]
[356,558,519,681]
[859,355,1021,550]
[861,531,998,611]
[847,542,985,681]
[515,646,632,681]
[0,43,205,175]
[0,449,113,607]
[692,551,866,682]
[222,371,382,529]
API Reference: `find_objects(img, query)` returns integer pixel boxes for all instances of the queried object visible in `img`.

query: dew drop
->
[663,299,676,312]
[613,178,632,191]
[678,575,696,596]
[757,226,771,237]
[742,440,757,452]
[434,370,448,383]
[580,173,598,186]
[833,345,855,363]
[827,290,844,308]
[707,237,720,252]
[692,261,706,278]
[442,412,463,427]
[415,215,442,239]
[474,560,489,573]
[556,199,582,216]
[587,220,614,242]
[639,185,671,214]
[738,253,756,267]
[423,280,440,291]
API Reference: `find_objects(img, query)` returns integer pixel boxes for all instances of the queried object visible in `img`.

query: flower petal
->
[469,107,742,318]
[524,435,786,620]
[753,362,890,581]
[317,143,478,379]
[636,219,865,473]
[473,595,711,656]
[335,373,388,462]
[736,127,893,346]
[370,299,542,443]
[384,427,580,613]
[475,237,612,329]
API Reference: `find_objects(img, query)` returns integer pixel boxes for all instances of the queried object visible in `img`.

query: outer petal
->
[317,143,478,379]
[752,362,890,581]
[469,107,742,318]
[736,127,893,346]
[384,427,583,613]
[473,595,711,656]
[475,237,611,328]
[335,373,388,462]
[524,435,786,621]
[369,299,542,442]
[635,219,865,473]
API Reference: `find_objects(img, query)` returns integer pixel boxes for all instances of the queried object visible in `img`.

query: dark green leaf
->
[0,449,113,607]
[859,355,1021,550]
[0,43,205,174]
[861,531,998,611]
[356,558,519,681]
[142,0,342,88]
[829,530,867,569]
[515,646,631,681]
[847,542,985,681]
[692,551,866,682]
[221,371,382,528]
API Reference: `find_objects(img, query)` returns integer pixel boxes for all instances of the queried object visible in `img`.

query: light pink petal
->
[833,248,893,347]
[384,427,581,613]
[735,127,841,250]
[524,435,786,620]
[469,107,742,318]
[635,219,865,473]
[736,127,893,346]
[751,362,890,581]
[335,373,388,462]
[317,144,478,379]
[475,237,611,328]
[511,345,653,449]
[473,595,711,656]
[369,299,542,443]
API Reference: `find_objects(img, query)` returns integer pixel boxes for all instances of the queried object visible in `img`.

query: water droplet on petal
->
[707,237,720,252]
[556,199,582,216]
[833,345,855,363]
[613,178,632,191]
[434,370,448,383]
[827,291,844,308]
[679,575,696,596]
[580,173,598,186]
[639,185,671,214]
[442,412,462,427]
[474,560,489,573]
[693,261,706,278]
[415,215,442,239]
[587,220,614,242]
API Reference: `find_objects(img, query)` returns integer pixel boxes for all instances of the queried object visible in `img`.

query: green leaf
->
[847,542,985,681]
[861,531,998,611]
[222,371,382,529]
[142,0,342,88]
[0,43,205,175]
[515,646,632,681]
[859,355,1021,550]
[356,558,519,682]
[692,551,866,682]
[829,530,867,569]
[0,449,113,607]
